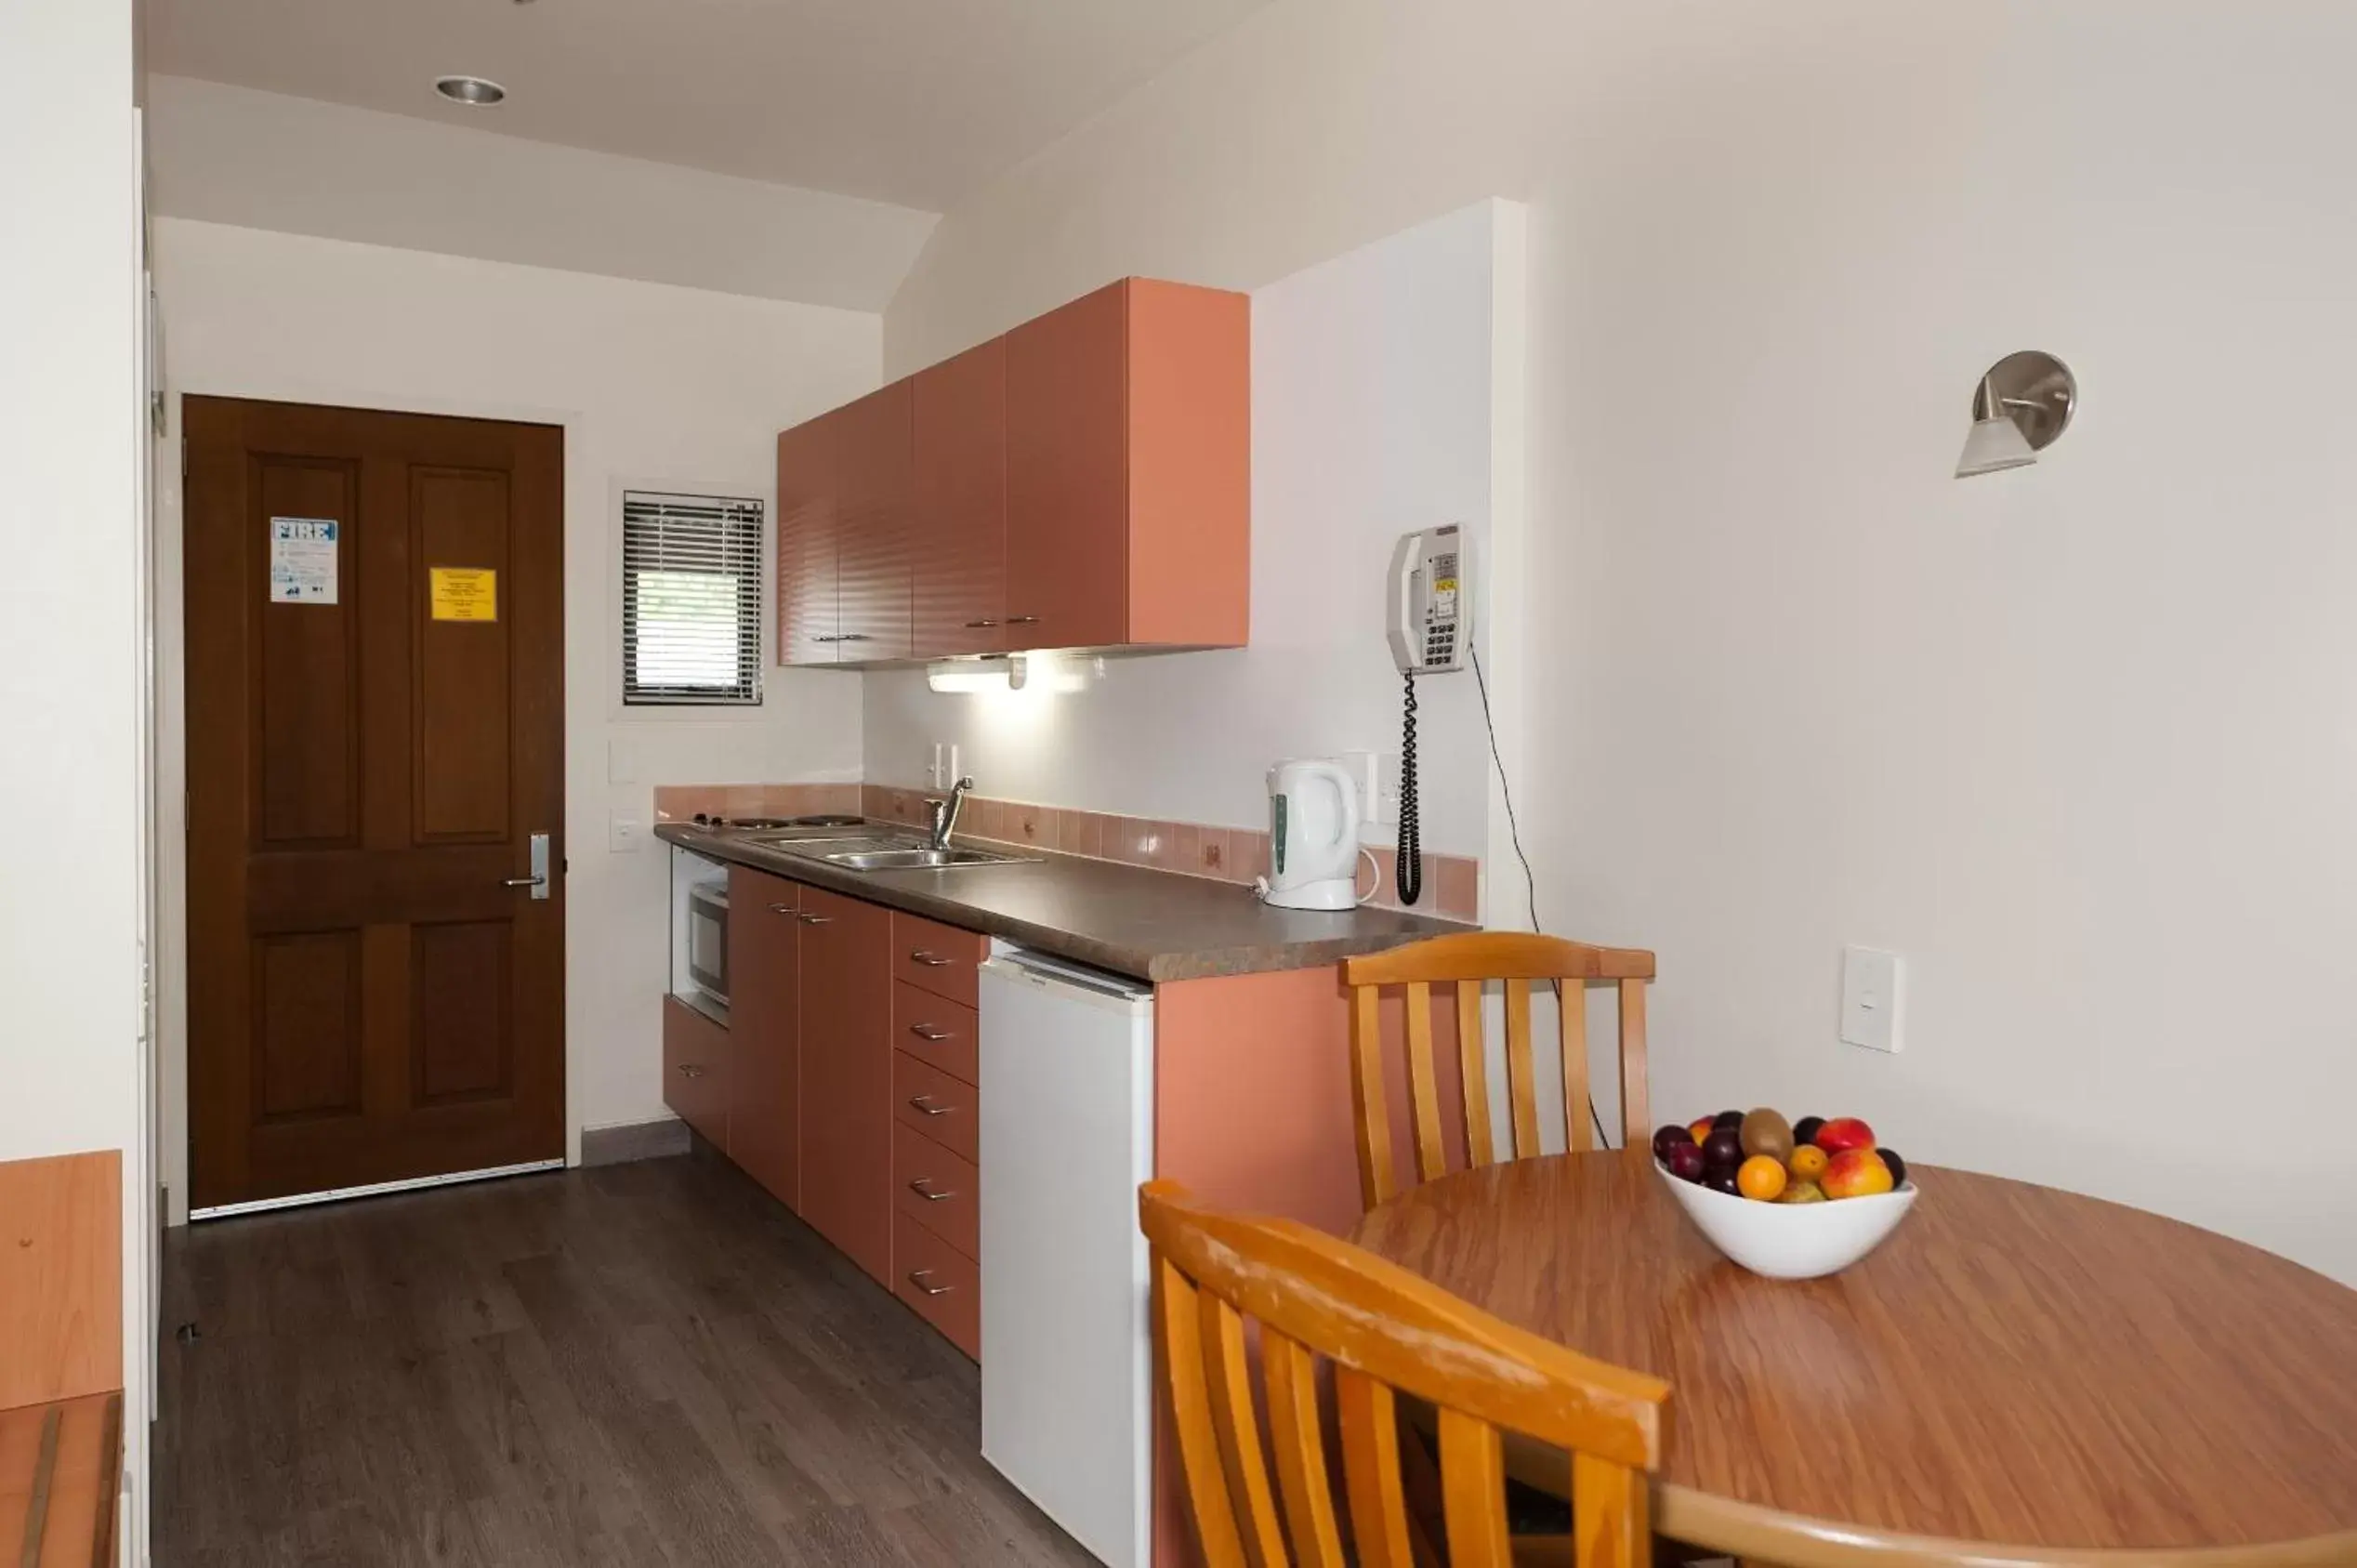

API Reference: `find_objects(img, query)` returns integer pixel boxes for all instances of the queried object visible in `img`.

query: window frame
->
[619,489,767,708]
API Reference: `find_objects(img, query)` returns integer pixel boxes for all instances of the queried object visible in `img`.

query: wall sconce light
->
[1955,350,2076,478]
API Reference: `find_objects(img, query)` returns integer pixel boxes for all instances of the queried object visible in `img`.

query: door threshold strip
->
[189,1158,567,1220]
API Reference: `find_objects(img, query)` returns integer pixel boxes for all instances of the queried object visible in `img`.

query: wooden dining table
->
[1348,1148,2357,1566]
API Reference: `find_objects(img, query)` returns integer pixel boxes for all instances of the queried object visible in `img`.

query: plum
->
[1701,1127,1745,1170]
[1666,1141,1705,1182]
[1652,1124,1694,1162]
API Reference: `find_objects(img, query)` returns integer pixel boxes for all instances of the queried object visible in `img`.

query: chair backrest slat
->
[1200,1288,1291,1567]
[1341,933,1657,1204]
[1437,1407,1513,1566]
[1454,981,1495,1166]
[1336,1368,1416,1568]
[1259,1329,1347,1567]
[1143,1180,1668,1568]
[1402,981,1447,1184]
[1504,977,1542,1161]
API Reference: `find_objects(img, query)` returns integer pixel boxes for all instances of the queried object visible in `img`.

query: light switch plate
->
[1839,946,1903,1052]
[608,812,642,854]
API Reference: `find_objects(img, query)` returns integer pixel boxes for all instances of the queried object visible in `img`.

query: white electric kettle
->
[1258,759,1378,910]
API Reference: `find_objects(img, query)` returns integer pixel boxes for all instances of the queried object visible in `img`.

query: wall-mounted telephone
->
[1386,526,1468,905]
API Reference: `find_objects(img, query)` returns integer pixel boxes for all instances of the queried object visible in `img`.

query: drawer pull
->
[906,1269,955,1298]
[908,950,954,968]
[907,1178,956,1203]
[908,1023,954,1042]
[964,618,1000,628]
[676,1064,705,1079]
[768,902,793,915]
[907,1095,955,1117]
[797,912,832,926]
[1006,615,1041,626]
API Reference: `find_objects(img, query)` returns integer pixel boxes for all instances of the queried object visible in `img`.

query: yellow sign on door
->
[429,567,497,622]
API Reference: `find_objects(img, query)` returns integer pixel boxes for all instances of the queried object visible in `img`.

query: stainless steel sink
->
[820,846,1030,872]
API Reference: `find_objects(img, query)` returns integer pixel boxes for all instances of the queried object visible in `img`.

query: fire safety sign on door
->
[268,517,338,604]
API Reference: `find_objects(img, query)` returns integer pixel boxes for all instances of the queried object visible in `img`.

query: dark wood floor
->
[155,1148,1099,1568]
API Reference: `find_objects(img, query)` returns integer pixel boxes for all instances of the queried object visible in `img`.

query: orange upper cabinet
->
[776,413,840,665]
[1007,279,1250,652]
[776,277,1246,666]
[913,339,1008,658]
[834,378,915,661]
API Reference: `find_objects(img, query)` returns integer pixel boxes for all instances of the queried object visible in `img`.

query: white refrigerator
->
[979,944,1156,1568]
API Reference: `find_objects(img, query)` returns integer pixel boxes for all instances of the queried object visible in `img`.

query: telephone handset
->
[1387,527,1468,906]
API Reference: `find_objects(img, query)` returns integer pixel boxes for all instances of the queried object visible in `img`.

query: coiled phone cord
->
[1397,669,1423,905]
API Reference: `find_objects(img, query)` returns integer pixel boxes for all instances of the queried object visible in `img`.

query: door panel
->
[796,886,892,1283]
[1007,281,1128,651]
[728,868,801,1210]
[185,396,564,1210]
[776,415,839,664]
[836,380,915,660]
[913,338,1007,658]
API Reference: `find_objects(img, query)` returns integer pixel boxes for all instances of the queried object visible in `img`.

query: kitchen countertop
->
[655,821,1471,982]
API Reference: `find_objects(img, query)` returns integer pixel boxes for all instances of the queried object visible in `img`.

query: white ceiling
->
[146,0,1274,213]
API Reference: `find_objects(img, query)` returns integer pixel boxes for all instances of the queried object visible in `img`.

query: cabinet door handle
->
[964,619,1000,628]
[907,1178,956,1203]
[908,950,953,967]
[908,1024,953,1042]
[810,634,846,643]
[676,1064,705,1079]
[907,1095,954,1117]
[1005,615,1041,626]
[797,913,832,926]
[836,633,874,642]
[906,1269,954,1297]
[768,903,794,915]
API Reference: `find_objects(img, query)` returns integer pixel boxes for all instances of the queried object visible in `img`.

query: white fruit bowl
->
[1654,1161,1917,1280]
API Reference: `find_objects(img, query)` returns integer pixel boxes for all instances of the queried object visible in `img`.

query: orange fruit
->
[1688,1118,1715,1146]
[1786,1145,1829,1184]
[1736,1154,1788,1203]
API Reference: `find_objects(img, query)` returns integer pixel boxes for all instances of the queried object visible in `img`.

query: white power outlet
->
[1839,946,1903,1053]
[608,812,642,854]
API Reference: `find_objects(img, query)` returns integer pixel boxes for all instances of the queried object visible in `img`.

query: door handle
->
[768,903,793,915]
[505,833,551,899]
[1005,615,1041,626]
[963,619,1000,628]
[905,1269,954,1297]
[906,1178,955,1203]
[797,913,832,926]
[908,950,953,967]
[907,1095,954,1117]
[676,1064,705,1078]
[908,1024,953,1042]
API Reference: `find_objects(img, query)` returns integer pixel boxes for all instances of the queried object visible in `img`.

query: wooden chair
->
[1342,933,1656,1208]
[1140,1179,1669,1568]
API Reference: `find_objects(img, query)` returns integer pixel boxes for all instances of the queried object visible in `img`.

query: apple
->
[1822,1147,1895,1199]
[1812,1116,1876,1155]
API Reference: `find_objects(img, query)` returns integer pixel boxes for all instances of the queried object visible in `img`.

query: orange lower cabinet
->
[661,995,730,1153]
[894,1210,980,1359]
[892,1122,980,1261]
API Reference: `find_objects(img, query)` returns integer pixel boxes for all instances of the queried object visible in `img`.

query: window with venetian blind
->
[621,491,764,705]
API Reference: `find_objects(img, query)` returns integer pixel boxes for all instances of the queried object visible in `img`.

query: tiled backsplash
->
[652,782,1481,920]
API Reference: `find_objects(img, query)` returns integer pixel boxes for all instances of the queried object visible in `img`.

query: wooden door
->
[728,867,801,1210]
[183,396,565,1211]
[776,413,839,665]
[913,338,1008,658]
[795,886,892,1282]
[1007,281,1129,651]
[835,379,915,661]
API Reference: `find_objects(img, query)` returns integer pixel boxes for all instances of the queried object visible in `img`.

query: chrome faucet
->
[927,776,976,851]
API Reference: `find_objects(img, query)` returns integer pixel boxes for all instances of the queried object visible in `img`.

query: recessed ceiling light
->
[435,75,507,106]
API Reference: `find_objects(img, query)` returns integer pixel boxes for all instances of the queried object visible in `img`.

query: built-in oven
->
[686,877,730,1007]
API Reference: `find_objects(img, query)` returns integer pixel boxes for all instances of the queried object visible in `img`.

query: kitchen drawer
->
[891,912,987,1008]
[892,1121,979,1262]
[661,995,729,1153]
[893,1049,979,1166]
[894,1210,980,1360]
[892,982,979,1087]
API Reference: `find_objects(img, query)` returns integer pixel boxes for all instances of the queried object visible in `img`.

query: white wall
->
[152,217,878,1218]
[1,0,149,1554]
[864,203,1518,862]
[150,77,939,311]
[884,0,2357,1283]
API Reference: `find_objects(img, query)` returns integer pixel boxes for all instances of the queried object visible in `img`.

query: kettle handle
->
[1297,760,1362,850]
